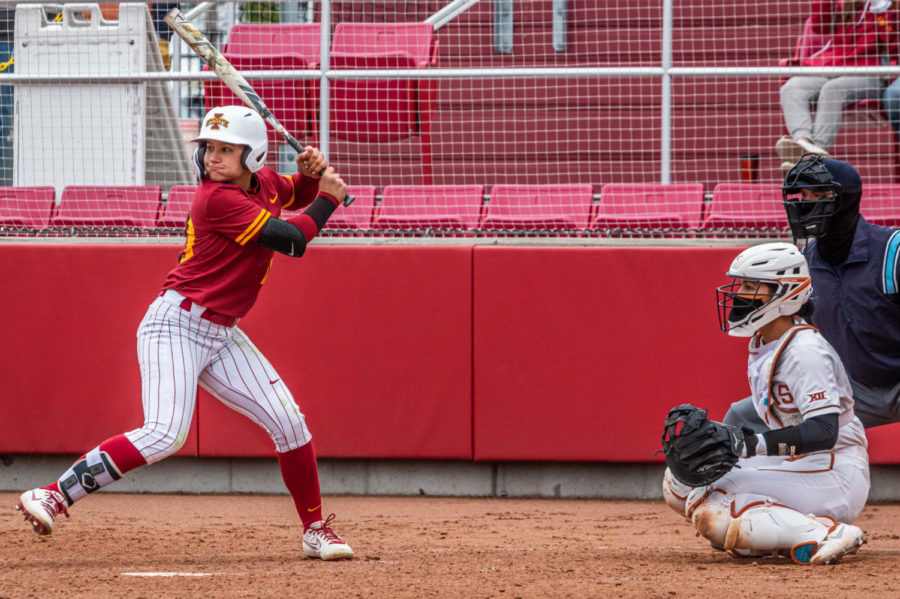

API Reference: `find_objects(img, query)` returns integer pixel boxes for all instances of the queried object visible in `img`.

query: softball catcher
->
[661,242,869,565]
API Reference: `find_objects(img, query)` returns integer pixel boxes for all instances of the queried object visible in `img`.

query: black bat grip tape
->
[316,168,355,207]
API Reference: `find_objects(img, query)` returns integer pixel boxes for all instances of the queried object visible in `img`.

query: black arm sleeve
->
[761,412,840,456]
[302,194,339,230]
[257,217,309,258]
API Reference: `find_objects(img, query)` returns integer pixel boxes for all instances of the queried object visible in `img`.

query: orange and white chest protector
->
[747,321,867,454]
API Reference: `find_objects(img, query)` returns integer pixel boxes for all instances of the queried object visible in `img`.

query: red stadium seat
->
[481,184,593,231]
[204,24,321,153]
[330,23,438,184]
[53,186,162,229]
[0,186,55,231]
[861,184,900,227]
[372,185,484,232]
[225,23,322,64]
[157,185,197,229]
[322,185,377,232]
[704,183,789,232]
[593,184,705,231]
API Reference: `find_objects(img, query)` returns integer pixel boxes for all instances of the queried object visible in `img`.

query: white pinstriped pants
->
[124,295,312,464]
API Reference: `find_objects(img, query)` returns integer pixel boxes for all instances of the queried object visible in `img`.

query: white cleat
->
[15,488,70,535]
[303,514,354,561]
[809,523,866,565]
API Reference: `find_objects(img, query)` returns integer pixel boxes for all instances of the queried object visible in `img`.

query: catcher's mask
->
[782,153,861,241]
[716,242,812,337]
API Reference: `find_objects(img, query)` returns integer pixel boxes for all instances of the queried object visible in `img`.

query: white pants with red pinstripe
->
[125,295,312,464]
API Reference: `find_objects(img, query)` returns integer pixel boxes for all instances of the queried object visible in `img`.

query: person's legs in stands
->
[780,77,826,143]
[883,79,900,137]
[778,76,828,164]
[812,75,885,151]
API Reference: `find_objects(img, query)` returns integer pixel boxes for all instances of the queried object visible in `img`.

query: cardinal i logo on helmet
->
[206,113,229,129]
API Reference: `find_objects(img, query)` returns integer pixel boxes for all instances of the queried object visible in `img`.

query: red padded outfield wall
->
[2,243,899,463]
[0,245,199,456]
[472,246,748,462]
[198,246,474,459]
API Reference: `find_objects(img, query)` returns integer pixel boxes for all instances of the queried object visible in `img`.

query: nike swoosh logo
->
[269,194,277,204]
[307,503,321,512]
[269,378,280,385]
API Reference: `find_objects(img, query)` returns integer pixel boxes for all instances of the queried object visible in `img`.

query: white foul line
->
[121,572,218,577]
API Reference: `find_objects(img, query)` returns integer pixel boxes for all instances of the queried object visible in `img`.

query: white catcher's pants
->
[706,448,870,524]
[124,294,312,463]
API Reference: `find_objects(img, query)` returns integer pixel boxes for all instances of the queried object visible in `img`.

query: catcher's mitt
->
[660,404,744,486]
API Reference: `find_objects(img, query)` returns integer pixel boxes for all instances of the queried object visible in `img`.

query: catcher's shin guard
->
[684,486,711,520]
[662,471,710,521]
[692,502,829,561]
[691,502,731,547]
[662,468,693,519]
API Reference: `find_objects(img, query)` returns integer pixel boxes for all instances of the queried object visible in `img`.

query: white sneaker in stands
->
[776,136,832,162]
[794,138,832,159]
[776,136,804,162]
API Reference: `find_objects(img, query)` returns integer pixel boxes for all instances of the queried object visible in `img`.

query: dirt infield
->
[2,492,899,598]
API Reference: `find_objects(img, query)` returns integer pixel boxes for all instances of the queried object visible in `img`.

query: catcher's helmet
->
[716,242,812,337]
[782,153,862,240]
[192,106,268,179]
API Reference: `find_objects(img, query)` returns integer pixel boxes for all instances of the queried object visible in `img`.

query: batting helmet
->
[192,106,268,179]
[716,242,812,337]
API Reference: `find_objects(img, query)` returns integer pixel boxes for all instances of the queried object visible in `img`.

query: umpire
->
[724,153,900,432]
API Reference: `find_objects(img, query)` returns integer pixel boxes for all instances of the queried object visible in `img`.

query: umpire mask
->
[782,154,839,240]
[782,155,861,262]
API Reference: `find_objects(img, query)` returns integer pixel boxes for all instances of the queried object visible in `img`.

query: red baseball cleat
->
[15,488,70,535]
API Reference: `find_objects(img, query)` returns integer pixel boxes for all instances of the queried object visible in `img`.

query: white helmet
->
[716,242,812,337]
[191,106,268,179]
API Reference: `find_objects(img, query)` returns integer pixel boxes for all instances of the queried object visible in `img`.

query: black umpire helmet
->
[782,153,862,241]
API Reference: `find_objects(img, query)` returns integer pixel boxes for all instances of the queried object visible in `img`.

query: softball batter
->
[16,105,353,560]
[663,242,869,565]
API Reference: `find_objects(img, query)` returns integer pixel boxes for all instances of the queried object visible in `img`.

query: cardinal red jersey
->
[162,167,319,317]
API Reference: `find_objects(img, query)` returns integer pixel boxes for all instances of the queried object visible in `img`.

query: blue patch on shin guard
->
[791,542,817,564]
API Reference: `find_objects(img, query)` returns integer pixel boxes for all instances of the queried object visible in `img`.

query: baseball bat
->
[164,8,355,207]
